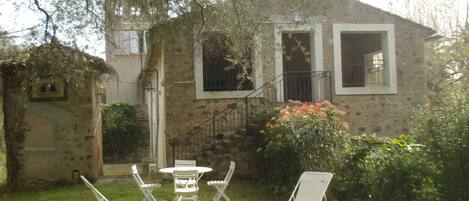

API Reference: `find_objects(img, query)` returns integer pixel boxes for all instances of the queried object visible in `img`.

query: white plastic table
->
[159,166,213,181]
[159,166,213,174]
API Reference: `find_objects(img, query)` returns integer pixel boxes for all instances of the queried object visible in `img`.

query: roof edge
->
[357,0,436,36]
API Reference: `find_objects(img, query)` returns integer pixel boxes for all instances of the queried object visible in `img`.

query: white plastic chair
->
[131,165,162,201]
[288,172,333,201]
[173,170,200,201]
[174,160,198,186]
[207,161,236,201]
[175,160,197,167]
[80,175,109,201]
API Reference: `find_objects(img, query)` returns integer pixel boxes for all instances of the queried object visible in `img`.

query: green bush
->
[330,134,388,201]
[102,102,146,163]
[411,88,469,200]
[364,136,441,201]
[256,100,348,193]
[255,100,442,201]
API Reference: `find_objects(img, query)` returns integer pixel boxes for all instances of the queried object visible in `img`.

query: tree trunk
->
[2,67,25,192]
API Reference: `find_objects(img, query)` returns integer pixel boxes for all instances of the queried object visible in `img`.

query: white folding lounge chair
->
[173,170,199,201]
[207,161,236,201]
[288,172,333,201]
[80,175,109,201]
[175,160,197,167]
[131,165,162,201]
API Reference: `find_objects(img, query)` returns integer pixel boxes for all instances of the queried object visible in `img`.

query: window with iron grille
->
[202,33,253,92]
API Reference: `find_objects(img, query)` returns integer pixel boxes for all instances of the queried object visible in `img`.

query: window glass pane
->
[365,51,385,85]
[130,6,141,16]
[340,33,384,87]
[129,31,139,53]
[115,31,130,54]
[114,1,123,16]
[115,31,146,54]
[138,31,145,53]
[202,32,253,92]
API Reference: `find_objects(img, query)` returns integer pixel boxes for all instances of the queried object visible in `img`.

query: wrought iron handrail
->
[170,71,332,164]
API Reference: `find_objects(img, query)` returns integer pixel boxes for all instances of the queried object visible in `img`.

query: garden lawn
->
[0,179,287,201]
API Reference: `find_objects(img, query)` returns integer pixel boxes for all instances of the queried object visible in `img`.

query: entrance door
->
[282,32,313,102]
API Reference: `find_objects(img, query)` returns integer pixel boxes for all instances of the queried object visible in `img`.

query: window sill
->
[196,90,254,100]
[112,53,147,56]
[335,85,397,95]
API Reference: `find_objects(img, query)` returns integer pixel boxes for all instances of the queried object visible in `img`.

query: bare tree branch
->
[34,0,55,41]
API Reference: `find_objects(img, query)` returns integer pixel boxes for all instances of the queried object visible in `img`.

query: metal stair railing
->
[169,71,332,164]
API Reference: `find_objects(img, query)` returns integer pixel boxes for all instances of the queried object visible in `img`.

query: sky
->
[1,0,468,58]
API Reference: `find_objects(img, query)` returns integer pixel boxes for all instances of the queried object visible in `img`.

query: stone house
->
[1,40,113,187]
[106,0,435,170]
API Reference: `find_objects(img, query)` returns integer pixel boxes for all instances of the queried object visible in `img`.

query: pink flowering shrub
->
[256,100,349,192]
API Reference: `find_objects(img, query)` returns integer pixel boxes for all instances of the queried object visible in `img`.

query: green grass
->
[0,152,5,184]
[0,179,288,201]
[0,99,4,185]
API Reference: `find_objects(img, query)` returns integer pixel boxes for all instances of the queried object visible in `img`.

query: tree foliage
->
[425,25,469,102]
[102,102,147,163]
[2,0,329,76]
[411,87,469,200]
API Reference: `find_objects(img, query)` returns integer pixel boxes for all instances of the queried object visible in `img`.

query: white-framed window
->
[114,30,148,55]
[333,24,397,95]
[114,1,123,16]
[194,32,263,99]
[130,6,141,16]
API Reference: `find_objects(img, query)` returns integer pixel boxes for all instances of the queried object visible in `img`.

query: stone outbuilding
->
[1,39,114,188]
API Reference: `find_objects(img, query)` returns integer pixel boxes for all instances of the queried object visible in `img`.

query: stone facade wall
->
[163,30,239,156]
[197,131,259,179]
[322,0,431,136]
[257,0,432,136]
[159,0,433,173]
[19,74,103,186]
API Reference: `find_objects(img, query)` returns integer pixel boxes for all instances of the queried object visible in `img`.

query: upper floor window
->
[114,1,123,16]
[333,24,397,95]
[148,7,158,15]
[114,30,147,55]
[130,6,141,16]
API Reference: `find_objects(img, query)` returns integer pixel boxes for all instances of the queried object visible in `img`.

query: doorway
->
[282,32,314,102]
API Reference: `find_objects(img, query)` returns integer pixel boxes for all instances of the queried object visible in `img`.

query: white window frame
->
[114,30,148,55]
[194,33,263,100]
[333,24,397,95]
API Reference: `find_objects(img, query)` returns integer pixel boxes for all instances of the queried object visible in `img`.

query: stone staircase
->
[194,123,261,179]
[171,71,332,177]
[135,104,150,136]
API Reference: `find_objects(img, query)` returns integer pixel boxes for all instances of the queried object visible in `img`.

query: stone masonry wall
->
[20,75,103,186]
[163,29,238,160]
[161,0,433,176]
[323,0,431,136]
[258,0,432,136]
